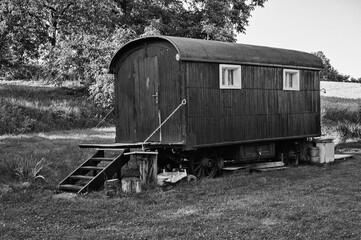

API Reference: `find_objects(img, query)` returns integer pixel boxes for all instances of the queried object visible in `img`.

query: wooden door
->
[134,56,160,142]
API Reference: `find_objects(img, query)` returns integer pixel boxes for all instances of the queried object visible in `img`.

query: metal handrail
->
[142,99,187,150]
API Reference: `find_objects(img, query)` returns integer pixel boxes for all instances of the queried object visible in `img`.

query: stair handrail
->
[142,99,187,150]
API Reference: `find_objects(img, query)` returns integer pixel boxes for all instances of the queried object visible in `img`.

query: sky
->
[237,0,361,78]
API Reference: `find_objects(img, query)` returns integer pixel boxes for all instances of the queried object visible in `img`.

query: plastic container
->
[310,156,320,164]
[309,147,319,157]
[314,138,334,163]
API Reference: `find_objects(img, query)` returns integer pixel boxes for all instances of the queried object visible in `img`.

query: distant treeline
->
[312,51,360,83]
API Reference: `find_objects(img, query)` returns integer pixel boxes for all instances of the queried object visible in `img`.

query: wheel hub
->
[201,157,214,168]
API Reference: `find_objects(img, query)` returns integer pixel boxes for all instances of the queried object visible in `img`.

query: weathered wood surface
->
[138,154,158,185]
[121,177,141,193]
[113,40,320,148]
[114,41,183,144]
[104,179,120,197]
[185,63,320,147]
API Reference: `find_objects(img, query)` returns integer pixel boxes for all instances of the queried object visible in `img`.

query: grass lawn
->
[1,80,361,239]
[1,127,361,239]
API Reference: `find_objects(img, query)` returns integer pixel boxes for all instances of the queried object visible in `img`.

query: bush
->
[88,74,114,109]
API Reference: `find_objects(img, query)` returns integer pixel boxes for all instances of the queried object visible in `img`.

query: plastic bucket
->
[310,156,320,164]
[309,147,319,157]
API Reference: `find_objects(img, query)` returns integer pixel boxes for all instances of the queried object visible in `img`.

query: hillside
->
[321,81,361,99]
[320,81,361,143]
[0,80,112,135]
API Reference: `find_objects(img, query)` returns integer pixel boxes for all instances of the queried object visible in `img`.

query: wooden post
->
[134,178,142,193]
[139,154,158,186]
[123,151,158,187]
[121,178,131,193]
[104,179,120,197]
[121,177,142,193]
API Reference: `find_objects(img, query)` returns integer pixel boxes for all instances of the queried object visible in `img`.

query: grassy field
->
[1,81,361,239]
[1,150,361,239]
[320,81,361,99]
[320,81,361,142]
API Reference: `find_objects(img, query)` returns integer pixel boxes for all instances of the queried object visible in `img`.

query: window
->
[219,64,242,89]
[283,69,300,91]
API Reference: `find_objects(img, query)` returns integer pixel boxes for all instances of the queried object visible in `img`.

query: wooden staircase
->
[57,148,130,194]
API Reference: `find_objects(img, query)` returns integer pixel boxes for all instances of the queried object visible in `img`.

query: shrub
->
[88,74,114,109]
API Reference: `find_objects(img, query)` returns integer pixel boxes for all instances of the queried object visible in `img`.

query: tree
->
[111,0,266,42]
[1,0,267,107]
[0,0,49,78]
[312,51,349,82]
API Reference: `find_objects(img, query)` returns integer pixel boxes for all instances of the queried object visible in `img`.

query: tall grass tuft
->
[321,97,361,123]
[3,156,52,182]
[336,121,361,142]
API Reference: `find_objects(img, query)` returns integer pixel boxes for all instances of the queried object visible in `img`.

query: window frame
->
[219,64,242,89]
[283,69,300,91]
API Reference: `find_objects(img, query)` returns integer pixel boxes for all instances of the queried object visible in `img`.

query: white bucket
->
[310,156,320,164]
[309,147,319,157]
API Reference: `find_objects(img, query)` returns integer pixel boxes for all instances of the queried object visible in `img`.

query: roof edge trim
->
[179,57,324,70]
[109,36,323,73]
[109,36,181,74]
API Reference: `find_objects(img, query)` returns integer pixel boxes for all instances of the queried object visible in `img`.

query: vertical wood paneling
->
[114,41,321,146]
[185,62,321,146]
[158,45,183,142]
[114,42,184,143]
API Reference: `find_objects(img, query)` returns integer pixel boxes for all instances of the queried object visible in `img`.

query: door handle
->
[152,91,158,103]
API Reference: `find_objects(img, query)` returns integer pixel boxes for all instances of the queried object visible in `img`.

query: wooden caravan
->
[109,36,323,178]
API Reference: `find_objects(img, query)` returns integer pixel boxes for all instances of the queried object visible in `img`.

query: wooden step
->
[80,166,104,171]
[96,148,126,151]
[222,166,245,171]
[222,161,284,171]
[57,148,129,194]
[90,157,114,162]
[334,154,353,161]
[58,184,83,192]
[252,166,288,172]
[69,175,94,180]
[251,161,284,169]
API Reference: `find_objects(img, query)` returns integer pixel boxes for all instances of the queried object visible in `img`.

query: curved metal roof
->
[109,36,323,73]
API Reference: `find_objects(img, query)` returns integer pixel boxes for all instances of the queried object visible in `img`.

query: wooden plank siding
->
[157,45,183,142]
[184,63,321,147]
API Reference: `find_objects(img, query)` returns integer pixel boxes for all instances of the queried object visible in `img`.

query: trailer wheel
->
[190,150,220,179]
